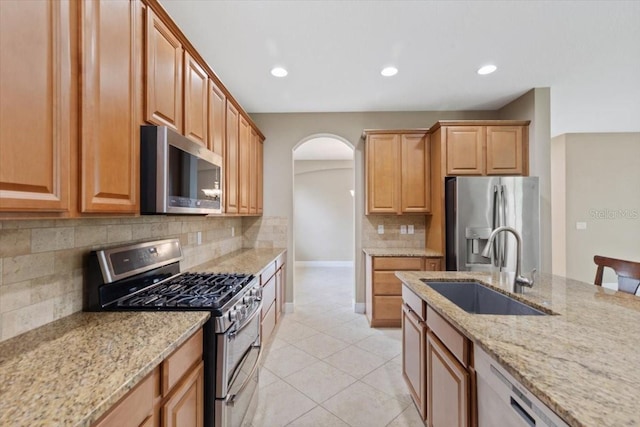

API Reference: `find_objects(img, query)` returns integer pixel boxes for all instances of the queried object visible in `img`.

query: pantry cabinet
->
[364,130,431,215]
[79,0,141,213]
[145,8,183,132]
[0,0,73,212]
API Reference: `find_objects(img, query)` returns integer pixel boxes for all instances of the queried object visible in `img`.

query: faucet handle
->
[525,268,537,287]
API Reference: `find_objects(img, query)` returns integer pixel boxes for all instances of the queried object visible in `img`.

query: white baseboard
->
[353,302,365,314]
[284,302,295,313]
[295,261,354,268]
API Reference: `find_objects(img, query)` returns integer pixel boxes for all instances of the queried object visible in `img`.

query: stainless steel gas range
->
[84,238,262,427]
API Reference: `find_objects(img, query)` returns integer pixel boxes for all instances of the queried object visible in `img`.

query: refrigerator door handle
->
[500,185,508,268]
[492,185,501,268]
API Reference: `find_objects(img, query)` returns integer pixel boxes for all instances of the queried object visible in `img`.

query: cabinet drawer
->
[373,296,402,320]
[262,275,276,313]
[374,257,423,270]
[93,367,157,427]
[402,284,425,321]
[261,301,276,343]
[424,257,442,271]
[427,306,469,367]
[373,271,402,295]
[162,328,203,396]
[260,262,277,284]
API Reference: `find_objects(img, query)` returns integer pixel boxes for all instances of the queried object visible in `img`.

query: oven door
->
[216,303,262,398]
[215,343,261,427]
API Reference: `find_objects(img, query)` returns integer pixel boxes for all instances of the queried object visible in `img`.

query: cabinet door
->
[366,134,401,214]
[424,257,442,271]
[427,332,469,427]
[79,0,140,213]
[183,52,208,146]
[163,361,204,427]
[402,304,427,420]
[275,267,283,321]
[249,127,258,214]
[401,134,431,213]
[238,115,251,214]
[0,0,72,212]
[486,126,524,175]
[225,102,239,214]
[446,127,484,176]
[208,79,226,156]
[256,137,264,215]
[145,8,182,132]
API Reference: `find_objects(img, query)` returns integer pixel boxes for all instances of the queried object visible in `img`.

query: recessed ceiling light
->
[381,66,398,77]
[270,67,288,77]
[477,64,497,75]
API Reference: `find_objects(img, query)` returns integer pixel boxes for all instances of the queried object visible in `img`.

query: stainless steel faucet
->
[481,226,536,293]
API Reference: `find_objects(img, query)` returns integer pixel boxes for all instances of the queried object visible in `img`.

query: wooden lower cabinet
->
[427,331,469,427]
[92,329,204,427]
[261,254,286,344]
[402,304,427,420]
[163,361,204,427]
[366,256,442,327]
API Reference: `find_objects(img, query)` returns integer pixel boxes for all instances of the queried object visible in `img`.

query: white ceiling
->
[159,0,640,137]
[293,137,354,160]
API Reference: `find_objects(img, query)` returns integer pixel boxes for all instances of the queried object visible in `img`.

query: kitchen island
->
[397,270,640,427]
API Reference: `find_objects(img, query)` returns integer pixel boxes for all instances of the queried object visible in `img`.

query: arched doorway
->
[291,134,356,310]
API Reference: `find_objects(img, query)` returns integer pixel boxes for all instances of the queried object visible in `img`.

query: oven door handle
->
[229,301,263,340]
[227,344,263,407]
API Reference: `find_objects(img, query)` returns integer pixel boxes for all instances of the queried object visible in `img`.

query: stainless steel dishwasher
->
[475,346,569,427]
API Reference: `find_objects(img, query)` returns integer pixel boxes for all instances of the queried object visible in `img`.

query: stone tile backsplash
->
[362,215,426,249]
[0,215,287,342]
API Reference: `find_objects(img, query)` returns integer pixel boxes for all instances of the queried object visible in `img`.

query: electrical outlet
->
[400,225,407,235]
[377,224,384,234]
[231,226,235,237]
[408,225,414,234]
[196,231,202,245]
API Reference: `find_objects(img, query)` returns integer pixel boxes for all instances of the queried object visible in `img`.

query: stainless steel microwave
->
[140,126,223,215]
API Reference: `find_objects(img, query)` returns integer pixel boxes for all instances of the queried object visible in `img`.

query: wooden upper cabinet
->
[225,102,239,214]
[208,79,226,157]
[145,8,183,132]
[79,0,140,213]
[249,128,258,215]
[486,126,525,175]
[257,136,264,215]
[183,52,208,146]
[238,115,251,214]
[401,134,431,213]
[365,131,430,215]
[366,134,401,214]
[0,0,72,212]
[446,126,485,175]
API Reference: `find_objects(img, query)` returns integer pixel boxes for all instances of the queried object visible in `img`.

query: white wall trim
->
[353,302,365,314]
[284,302,295,313]
[295,261,354,268]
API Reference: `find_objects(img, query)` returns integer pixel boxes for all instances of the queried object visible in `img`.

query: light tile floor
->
[248,266,424,427]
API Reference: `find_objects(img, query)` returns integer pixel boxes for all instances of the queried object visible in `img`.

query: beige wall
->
[294,160,354,262]
[498,88,552,273]
[551,133,640,283]
[250,110,497,306]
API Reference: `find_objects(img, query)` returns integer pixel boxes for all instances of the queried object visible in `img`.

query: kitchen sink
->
[420,280,548,316]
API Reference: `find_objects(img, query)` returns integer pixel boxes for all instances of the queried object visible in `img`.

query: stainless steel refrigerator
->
[445,176,540,273]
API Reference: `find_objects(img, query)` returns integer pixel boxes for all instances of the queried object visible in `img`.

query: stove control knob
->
[243,296,254,305]
[229,309,238,322]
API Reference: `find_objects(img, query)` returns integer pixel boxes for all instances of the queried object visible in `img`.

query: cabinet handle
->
[403,304,425,325]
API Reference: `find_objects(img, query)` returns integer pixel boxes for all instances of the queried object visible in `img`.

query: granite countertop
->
[191,247,286,275]
[363,248,443,257]
[397,271,640,427]
[0,248,286,426]
[0,311,209,427]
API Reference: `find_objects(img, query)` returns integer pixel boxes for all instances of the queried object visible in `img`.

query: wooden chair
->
[593,255,640,295]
